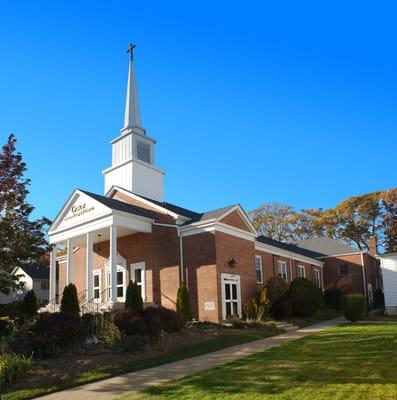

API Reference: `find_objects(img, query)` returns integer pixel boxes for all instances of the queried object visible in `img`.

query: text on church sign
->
[64,203,95,221]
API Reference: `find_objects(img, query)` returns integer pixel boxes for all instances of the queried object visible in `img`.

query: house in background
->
[378,252,397,315]
[0,265,49,305]
[294,237,381,305]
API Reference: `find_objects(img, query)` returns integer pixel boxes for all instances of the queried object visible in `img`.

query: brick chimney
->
[368,236,377,256]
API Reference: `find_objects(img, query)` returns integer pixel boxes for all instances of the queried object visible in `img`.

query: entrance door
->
[221,273,241,320]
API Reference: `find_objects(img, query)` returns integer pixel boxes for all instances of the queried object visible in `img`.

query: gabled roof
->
[79,190,157,220]
[294,237,359,257]
[257,236,325,259]
[17,265,49,280]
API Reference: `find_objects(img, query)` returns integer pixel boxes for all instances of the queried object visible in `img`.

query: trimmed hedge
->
[112,309,147,335]
[176,282,192,322]
[288,278,322,317]
[125,281,143,314]
[60,284,80,314]
[342,294,367,322]
[324,288,342,310]
[22,290,38,318]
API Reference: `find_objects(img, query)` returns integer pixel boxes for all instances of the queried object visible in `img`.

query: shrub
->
[31,312,84,357]
[263,277,289,316]
[324,288,342,310]
[112,310,147,335]
[272,298,293,319]
[373,288,385,309]
[244,298,259,322]
[4,322,34,356]
[95,318,122,345]
[60,283,80,314]
[142,306,183,333]
[176,282,192,322]
[342,294,367,322]
[0,353,34,389]
[145,317,162,340]
[0,317,13,337]
[121,334,150,353]
[125,281,143,314]
[288,278,322,317]
[0,302,22,319]
[22,290,38,318]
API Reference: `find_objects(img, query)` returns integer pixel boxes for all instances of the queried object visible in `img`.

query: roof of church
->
[257,236,325,259]
[294,237,359,256]
[80,190,158,220]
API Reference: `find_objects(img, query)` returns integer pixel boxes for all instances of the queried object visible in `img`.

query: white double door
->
[221,273,242,320]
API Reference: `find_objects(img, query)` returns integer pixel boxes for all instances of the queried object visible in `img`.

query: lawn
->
[122,323,397,400]
[2,329,279,400]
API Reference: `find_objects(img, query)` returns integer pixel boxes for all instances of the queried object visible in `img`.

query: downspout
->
[360,252,367,300]
[152,222,184,283]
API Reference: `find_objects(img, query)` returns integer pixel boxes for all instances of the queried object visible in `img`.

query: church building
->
[48,46,331,322]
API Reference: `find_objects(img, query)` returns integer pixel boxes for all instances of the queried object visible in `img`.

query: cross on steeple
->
[126,43,136,61]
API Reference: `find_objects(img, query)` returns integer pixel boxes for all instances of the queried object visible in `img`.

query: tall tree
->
[248,202,297,242]
[381,188,397,252]
[0,134,50,294]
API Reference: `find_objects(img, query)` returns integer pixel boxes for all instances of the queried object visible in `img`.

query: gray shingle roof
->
[257,236,324,260]
[294,237,359,256]
[80,190,157,220]
[19,265,49,280]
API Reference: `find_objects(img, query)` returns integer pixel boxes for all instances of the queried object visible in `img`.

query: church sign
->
[64,203,95,221]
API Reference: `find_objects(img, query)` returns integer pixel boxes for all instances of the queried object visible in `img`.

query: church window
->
[136,140,151,164]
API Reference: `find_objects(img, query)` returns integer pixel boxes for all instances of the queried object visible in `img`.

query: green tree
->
[60,283,80,314]
[125,280,143,313]
[0,135,50,294]
[381,188,397,252]
[176,281,192,322]
[22,289,38,318]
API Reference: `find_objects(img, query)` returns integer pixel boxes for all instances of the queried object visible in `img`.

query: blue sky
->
[0,1,396,221]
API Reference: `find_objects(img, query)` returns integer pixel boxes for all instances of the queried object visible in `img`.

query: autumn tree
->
[381,188,397,252]
[0,134,50,294]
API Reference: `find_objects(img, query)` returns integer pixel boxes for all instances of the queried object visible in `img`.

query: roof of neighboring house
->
[256,236,325,260]
[80,190,158,220]
[294,237,359,256]
[18,265,49,280]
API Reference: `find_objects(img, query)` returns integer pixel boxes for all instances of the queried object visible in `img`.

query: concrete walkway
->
[38,318,344,400]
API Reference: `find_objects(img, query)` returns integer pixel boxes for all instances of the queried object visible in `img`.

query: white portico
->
[48,189,154,309]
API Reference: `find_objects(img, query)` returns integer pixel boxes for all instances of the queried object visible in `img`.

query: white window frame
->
[277,260,288,282]
[313,268,321,288]
[255,255,263,284]
[130,262,146,301]
[106,265,126,302]
[93,269,102,303]
[298,265,306,278]
[221,273,242,320]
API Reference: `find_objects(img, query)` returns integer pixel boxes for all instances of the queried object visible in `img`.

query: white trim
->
[255,242,324,267]
[130,262,146,301]
[110,129,157,145]
[313,268,321,289]
[221,273,242,320]
[93,269,102,303]
[255,255,263,284]
[317,251,364,259]
[102,157,165,175]
[218,205,258,235]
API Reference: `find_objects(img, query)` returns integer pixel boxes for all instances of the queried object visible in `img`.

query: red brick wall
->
[220,210,252,233]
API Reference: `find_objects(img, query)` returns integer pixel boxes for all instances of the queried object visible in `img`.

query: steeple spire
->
[123,43,144,134]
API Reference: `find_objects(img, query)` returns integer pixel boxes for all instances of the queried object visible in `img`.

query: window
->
[313,269,321,288]
[298,265,306,278]
[136,140,151,164]
[93,271,101,301]
[278,261,287,282]
[117,271,124,298]
[40,280,49,291]
[130,262,146,301]
[255,256,263,283]
[339,264,349,276]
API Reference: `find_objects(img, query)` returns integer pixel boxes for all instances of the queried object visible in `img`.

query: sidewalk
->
[38,318,344,400]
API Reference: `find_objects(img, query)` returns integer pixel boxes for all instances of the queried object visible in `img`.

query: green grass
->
[2,330,278,400]
[122,323,397,400]
[286,307,342,328]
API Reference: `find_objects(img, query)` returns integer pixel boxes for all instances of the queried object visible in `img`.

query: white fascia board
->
[110,130,157,145]
[255,242,324,267]
[105,185,187,222]
[317,251,364,259]
[102,158,165,175]
[112,211,152,233]
[180,221,216,237]
[216,222,257,241]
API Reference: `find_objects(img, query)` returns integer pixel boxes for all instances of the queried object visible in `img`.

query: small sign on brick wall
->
[204,301,216,311]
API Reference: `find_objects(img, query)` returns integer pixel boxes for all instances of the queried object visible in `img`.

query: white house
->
[0,266,49,305]
[378,252,397,315]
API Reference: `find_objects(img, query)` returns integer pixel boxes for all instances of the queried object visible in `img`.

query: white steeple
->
[122,44,145,135]
[103,45,165,201]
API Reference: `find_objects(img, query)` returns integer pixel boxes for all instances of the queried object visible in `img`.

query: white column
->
[66,238,73,284]
[49,246,57,304]
[86,232,93,301]
[109,225,117,304]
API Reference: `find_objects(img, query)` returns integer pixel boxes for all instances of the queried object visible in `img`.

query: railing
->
[80,287,111,314]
